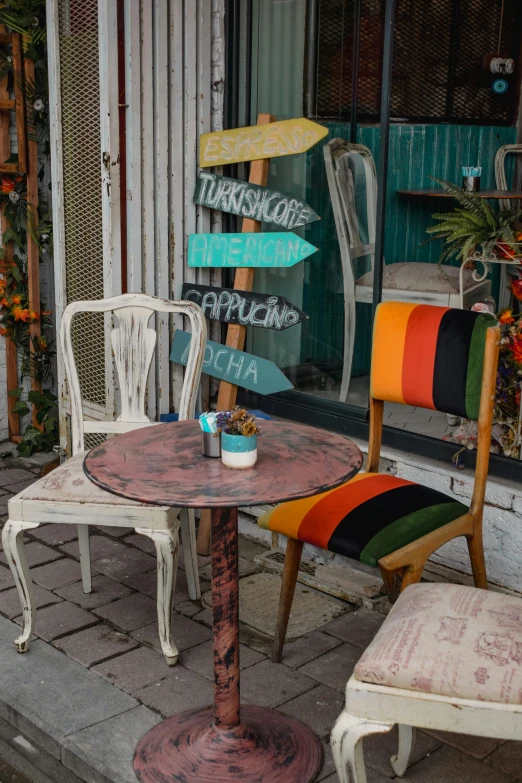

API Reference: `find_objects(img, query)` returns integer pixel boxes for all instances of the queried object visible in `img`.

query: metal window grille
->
[58,0,106,409]
[311,0,520,124]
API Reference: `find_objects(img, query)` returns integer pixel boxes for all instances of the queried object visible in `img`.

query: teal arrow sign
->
[188,232,318,268]
[170,330,293,395]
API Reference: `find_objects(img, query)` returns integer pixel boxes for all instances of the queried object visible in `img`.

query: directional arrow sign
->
[194,172,320,229]
[170,330,293,395]
[181,283,308,331]
[200,118,328,167]
[188,232,317,268]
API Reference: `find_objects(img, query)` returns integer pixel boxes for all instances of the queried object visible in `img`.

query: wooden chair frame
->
[272,323,500,663]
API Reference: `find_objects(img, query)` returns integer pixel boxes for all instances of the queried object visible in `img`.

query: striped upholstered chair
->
[259,301,500,662]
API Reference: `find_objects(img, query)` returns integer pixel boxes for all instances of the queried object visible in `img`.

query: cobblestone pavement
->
[0,450,521,782]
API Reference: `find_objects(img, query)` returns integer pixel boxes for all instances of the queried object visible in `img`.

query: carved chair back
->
[60,293,206,455]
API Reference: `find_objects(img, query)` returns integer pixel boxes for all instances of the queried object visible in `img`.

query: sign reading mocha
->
[170,330,293,395]
[194,172,319,229]
[188,232,318,268]
[181,283,308,331]
[199,118,328,166]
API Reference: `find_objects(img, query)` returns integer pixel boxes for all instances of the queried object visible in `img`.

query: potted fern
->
[426,178,522,264]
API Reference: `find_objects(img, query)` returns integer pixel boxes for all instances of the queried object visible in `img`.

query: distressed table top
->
[84,419,363,508]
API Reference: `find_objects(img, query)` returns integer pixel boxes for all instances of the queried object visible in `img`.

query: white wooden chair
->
[2,293,206,666]
[495,143,522,309]
[324,138,493,402]
[331,582,522,782]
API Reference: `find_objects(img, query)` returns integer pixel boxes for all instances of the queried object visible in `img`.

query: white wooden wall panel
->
[123,0,224,416]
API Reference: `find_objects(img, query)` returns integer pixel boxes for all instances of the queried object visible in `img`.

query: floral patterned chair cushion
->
[354,583,522,704]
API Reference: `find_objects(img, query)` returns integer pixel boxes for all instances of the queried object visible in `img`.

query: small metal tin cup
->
[462,175,481,192]
[201,430,221,458]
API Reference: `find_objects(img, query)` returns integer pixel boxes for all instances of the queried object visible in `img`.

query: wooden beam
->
[23,55,42,429]
[0,24,19,440]
[196,112,274,556]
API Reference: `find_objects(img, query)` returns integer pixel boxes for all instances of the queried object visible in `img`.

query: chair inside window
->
[324,138,493,402]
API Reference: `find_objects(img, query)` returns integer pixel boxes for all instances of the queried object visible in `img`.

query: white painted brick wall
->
[238,441,522,595]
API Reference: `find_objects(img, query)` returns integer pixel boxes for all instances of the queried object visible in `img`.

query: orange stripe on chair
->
[402,305,449,409]
[258,473,371,539]
[297,474,414,550]
[371,302,418,404]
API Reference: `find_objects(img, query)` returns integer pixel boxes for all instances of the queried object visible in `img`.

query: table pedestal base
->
[134,705,324,783]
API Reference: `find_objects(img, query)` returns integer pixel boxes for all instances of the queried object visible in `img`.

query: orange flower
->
[41,309,52,316]
[499,308,515,325]
[511,278,522,302]
[511,337,522,364]
[12,305,25,321]
[0,326,7,336]
[0,177,15,194]
[10,294,21,305]
[27,310,39,321]
[0,296,9,307]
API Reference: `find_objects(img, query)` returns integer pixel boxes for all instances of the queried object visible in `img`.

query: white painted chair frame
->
[495,143,522,309]
[331,674,522,782]
[2,293,207,665]
[324,138,493,402]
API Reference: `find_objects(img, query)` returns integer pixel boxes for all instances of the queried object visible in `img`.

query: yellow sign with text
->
[199,118,328,167]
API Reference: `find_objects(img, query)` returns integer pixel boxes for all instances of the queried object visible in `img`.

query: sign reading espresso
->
[193,172,320,230]
[199,118,328,167]
[181,283,308,331]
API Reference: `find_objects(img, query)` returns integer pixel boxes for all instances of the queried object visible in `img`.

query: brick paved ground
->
[0,451,522,782]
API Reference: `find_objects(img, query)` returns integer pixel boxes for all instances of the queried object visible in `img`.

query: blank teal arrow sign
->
[188,232,318,268]
[170,330,293,395]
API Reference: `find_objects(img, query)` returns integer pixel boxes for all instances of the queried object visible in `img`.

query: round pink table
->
[84,419,362,783]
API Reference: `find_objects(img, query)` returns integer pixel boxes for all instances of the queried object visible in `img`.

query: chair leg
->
[399,565,424,593]
[467,530,488,590]
[2,520,40,653]
[179,508,201,601]
[272,538,303,663]
[331,710,394,783]
[379,565,402,603]
[77,525,92,594]
[390,725,415,777]
[136,524,180,666]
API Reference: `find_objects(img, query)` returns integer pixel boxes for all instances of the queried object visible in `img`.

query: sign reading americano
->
[188,232,318,268]
[181,283,308,331]
[193,172,319,230]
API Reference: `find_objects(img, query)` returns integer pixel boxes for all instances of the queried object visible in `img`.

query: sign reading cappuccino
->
[193,172,319,230]
[181,282,308,331]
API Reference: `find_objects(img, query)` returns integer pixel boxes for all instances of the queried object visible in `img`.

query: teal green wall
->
[303,123,517,375]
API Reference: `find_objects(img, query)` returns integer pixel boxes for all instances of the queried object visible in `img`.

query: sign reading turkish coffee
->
[181,283,308,331]
[193,172,320,229]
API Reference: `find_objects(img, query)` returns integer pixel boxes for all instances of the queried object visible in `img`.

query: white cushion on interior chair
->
[11,452,150,506]
[357,263,478,294]
[354,583,522,704]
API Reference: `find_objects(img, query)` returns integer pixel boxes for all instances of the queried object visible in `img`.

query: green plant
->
[8,387,58,456]
[425,178,522,264]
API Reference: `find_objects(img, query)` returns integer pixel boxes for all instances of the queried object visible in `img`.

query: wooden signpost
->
[200,118,328,167]
[188,232,318,268]
[181,283,308,331]
[195,112,328,555]
[170,330,293,395]
[193,172,320,229]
